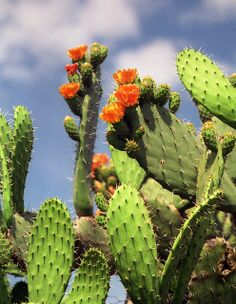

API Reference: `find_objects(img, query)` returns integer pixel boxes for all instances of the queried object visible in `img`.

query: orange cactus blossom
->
[67,45,88,61]
[64,63,78,75]
[113,68,137,85]
[114,84,140,107]
[59,83,80,99]
[92,153,109,174]
[99,102,125,123]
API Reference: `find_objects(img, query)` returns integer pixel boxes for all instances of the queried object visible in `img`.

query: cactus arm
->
[160,189,221,303]
[12,106,33,213]
[28,198,74,304]
[0,144,13,226]
[172,216,211,304]
[61,248,110,304]
[176,49,236,128]
[73,71,102,216]
[163,144,225,303]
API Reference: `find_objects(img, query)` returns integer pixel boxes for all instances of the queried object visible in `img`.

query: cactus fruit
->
[107,184,162,304]
[90,42,108,68]
[139,77,156,103]
[201,120,218,152]
[63,116,80,141]
[176,49,236,128]
[198,104,213,123]
[168,92,181,114]
[154,84,170,106]
[27,198,74,304]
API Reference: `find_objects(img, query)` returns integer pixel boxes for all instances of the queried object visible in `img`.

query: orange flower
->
[67,45,88,61]
[99,102,125,123]
[114,84,140,107]
[65,63,78,75]
[92,153,109,176]
[113,68,137,85]
[59,83,80,99]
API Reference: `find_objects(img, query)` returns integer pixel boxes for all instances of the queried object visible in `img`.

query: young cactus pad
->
[176,49,236,128]
[61,248,110,304]
[107,184,162,304]
[27,198,74,304]
[110,146,146,189]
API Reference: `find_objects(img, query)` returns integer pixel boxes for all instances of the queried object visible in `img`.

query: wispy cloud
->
[179,0,236,23]
[114,39,185,86]
[0,0,141,81]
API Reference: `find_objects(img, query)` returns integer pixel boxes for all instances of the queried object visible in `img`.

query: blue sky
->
[1,0,236,301]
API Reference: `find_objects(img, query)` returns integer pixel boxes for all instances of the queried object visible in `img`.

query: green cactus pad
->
[110,146,146,189]
[107,184,162,304]
[11,212,35,265]
[109,103,203,199]
[141,177,190,211]
[0,144,13,226]
[61,248,109,304]
[140,179,183,257]
[0,113,13,160]
[188,238,236,303]
[28,198,74,304]
[176,49,236,128]
[12,106,33,213]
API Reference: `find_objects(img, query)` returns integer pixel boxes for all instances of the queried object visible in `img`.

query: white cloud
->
[0,0,140,81]
[180,0,236,23]
[114,39,183,86]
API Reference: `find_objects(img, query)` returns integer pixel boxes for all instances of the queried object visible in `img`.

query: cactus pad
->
[107,184,162,303]
[177,49,236,128]
[61,248,109,304]
[27,198,74,304]
[110,146,146,189]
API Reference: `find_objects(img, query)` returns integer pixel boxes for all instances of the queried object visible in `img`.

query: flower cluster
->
[99,68,140,123]
[59,45,89,100]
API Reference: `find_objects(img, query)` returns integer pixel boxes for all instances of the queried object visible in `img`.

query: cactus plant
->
[1,43,236,304]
